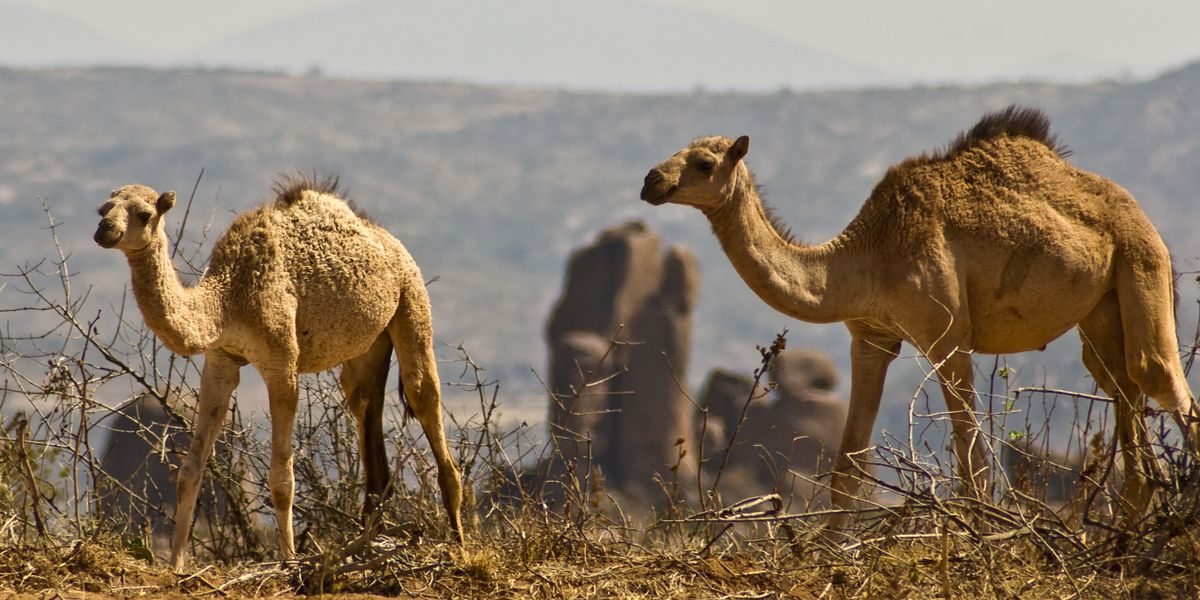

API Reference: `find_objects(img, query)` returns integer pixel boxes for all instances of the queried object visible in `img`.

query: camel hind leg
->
[1113,252,1199,441]
[1079,291,1155,518]
[341,333,395,522]
[388,279,464,542]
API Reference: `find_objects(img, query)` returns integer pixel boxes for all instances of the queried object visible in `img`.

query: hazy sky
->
[30,0,343,51]
[657,0,1200,81]
[14,0,1200,87]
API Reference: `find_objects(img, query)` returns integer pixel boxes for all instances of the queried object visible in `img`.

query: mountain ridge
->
[1,64,1199,429]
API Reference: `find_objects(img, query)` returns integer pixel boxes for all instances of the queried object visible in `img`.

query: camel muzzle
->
[94,221,122,248]
[640,169,675,205]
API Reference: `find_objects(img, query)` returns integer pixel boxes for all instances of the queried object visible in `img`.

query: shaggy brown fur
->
[641,105,1198,531]
[95,180,464,570]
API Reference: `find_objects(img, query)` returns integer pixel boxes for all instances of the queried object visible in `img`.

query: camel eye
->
[696,157,717,172]
[135,211,153,224]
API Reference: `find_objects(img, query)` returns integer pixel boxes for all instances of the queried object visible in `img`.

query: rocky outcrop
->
[97,393,182,533]
[544,221,698,503]
[97,392,259,551]
[546,331,614,480]
[542,222,849,511]
[1000,439,1082,506]
[619,246,699,499]
[697,349,847,506]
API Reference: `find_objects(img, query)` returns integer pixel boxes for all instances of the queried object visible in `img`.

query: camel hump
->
[272,172,343,206]
[944,104,1071,159]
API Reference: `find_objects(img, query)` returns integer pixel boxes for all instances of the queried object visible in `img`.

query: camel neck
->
[702,173,868,324]
[126,235,225,356]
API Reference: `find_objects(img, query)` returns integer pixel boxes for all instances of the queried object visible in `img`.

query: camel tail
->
[397,366,414,423]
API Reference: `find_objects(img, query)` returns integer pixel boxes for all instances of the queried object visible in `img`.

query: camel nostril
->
[644,170,664,187]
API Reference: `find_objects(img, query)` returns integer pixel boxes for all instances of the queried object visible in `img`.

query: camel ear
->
[729,135,750,162]
[156,191,176,214]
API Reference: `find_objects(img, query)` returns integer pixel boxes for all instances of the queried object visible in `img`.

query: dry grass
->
[2,509,1194,599]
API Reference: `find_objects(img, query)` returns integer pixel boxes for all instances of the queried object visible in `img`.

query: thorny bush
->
[2,199,1200,598]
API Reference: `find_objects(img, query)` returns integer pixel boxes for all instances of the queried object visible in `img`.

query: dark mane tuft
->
[757,183,798,244]
[937,104,1071,160]
[272,172,342,206]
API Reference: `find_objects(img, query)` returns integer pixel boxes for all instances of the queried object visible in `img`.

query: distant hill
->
[2,64,1200,432]
[193,0,891,91]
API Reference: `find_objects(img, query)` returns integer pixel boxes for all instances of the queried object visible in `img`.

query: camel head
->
[94,185,176,252]
[641,135,750,209]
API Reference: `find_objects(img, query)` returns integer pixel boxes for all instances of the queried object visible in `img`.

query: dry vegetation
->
[3,205,1200,599]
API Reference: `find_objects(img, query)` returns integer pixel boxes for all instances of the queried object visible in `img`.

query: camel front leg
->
[933,350,988,497]
[259,364,300,560]
[828,334,900,531]
[171,350,240,571]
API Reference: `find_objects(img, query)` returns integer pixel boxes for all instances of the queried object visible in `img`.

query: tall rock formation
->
[544,221,698,504]
[697,349,847,507]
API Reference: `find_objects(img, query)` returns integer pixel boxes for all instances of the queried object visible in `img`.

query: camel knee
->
[176,459,206,499]
[1126,353,1170,395]
[401,370,438,411]
[439,456,462,487]
[439,467,463,509]
[269,479,293,509]
[268,455,295,502]
[267,453,297,558]
[1127,353,1191,410]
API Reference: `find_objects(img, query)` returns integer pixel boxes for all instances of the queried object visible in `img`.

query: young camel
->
[640,105,1198,526]
[94,177,463,569]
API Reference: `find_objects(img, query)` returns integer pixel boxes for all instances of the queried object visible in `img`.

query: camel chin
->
[94,229,121,248]
[639,185,675,205]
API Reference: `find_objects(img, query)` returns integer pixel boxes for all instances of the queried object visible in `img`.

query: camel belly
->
[294,300,396,373]
[953,226,1113,355]
[971,316,1076,354]
[285,256,405,372]
[968,279,1107,355]
[212,308,392,376]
